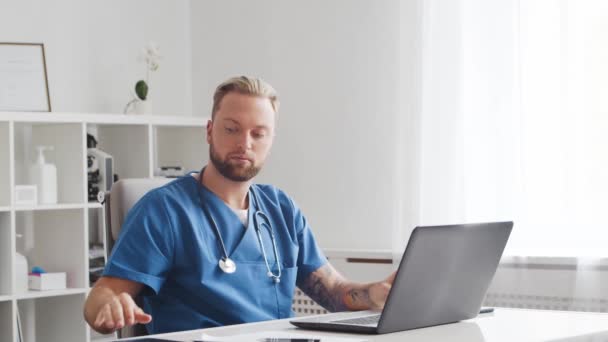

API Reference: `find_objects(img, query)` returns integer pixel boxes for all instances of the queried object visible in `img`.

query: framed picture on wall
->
[0,42,52,112]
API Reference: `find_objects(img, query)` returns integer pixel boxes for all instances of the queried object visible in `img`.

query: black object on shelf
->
[87,133,117,201]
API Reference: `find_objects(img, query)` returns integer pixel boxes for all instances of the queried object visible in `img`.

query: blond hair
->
[212,76,279,118]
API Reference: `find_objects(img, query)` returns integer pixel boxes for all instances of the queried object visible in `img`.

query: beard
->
[209,143,261,182]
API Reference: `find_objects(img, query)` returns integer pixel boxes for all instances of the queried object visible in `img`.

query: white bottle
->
[15,234,29,293]
[29,146,57,204]
[15,251,29,293]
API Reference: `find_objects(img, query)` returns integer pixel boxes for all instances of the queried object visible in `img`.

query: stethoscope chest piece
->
[219,257,237,274]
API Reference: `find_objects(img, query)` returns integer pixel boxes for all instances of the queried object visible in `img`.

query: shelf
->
[90,123,151,178]
[14,203,87,211]
[13,122,85,204]
[155,125,206,175]
[14,288,88,300]
[0,111,206,126]
[16,209,87,289]
[0,112,207,342]
[0,288,88,301]
[18,292,87,342]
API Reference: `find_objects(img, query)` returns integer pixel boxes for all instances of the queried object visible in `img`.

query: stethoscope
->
[197,168,282,283]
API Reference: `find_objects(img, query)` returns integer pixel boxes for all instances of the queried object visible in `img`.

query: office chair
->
[103,177,172,337]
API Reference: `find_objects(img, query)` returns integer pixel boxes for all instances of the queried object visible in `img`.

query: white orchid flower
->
[138,41,162,72]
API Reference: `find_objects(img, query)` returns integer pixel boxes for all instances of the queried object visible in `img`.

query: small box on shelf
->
[29,272,67,291]
[15,185,38,206]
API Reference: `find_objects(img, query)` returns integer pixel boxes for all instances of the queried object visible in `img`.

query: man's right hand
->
[84,276,151,334]
[92,292,152,332]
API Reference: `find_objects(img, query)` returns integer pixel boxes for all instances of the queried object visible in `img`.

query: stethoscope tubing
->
[197,168,282,282]
[252,202,282,283]
[200,190,230,263]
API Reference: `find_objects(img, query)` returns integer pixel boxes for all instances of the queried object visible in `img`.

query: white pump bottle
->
[30,146,57,204]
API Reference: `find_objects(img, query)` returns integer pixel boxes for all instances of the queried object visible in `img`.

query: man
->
[84,76,395,335]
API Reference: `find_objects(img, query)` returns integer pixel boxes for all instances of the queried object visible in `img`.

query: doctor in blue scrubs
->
[84,76,395,335]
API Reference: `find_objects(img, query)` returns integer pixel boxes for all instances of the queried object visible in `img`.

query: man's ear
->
[206,120,213,144]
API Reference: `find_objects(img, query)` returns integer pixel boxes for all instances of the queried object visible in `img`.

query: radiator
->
[484,292,608,312]
[292,288,328,317]
[483,258,608,313]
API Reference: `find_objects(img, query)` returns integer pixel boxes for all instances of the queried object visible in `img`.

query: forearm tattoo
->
[343,287,372,311]
[298,264,372,312]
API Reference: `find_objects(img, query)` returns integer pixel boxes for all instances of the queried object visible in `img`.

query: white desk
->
[138,308,608,342]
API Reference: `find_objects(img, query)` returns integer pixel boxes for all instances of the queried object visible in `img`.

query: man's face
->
[207,92,275,182]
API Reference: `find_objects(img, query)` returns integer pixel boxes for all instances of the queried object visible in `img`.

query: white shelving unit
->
[0,112,207,342]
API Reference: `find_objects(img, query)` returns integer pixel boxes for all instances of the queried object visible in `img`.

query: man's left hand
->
[368,271,396,310]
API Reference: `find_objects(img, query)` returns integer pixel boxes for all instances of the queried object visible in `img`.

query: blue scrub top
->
[103,175,327,334]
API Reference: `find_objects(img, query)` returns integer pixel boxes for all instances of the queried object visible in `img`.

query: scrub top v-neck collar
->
[192,171,258,261]
[194,172,253,230]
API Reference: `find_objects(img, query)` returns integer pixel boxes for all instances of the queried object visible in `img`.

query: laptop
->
[290,221,513,334]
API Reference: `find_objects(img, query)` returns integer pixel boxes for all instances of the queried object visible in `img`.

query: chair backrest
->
[105,178,172,253]
[103,177,172,337]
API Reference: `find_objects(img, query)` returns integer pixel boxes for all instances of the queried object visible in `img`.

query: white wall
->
[1,0,419,251]
[0,0,192,115]
[191,0,415,251]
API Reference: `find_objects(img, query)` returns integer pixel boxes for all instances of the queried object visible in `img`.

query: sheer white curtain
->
[514,0,608,257]
[399,0,608,259]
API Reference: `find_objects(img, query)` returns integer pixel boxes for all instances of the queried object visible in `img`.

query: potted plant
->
[124,42,161,114]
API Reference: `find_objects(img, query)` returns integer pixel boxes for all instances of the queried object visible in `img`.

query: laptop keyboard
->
[331,314,381,325]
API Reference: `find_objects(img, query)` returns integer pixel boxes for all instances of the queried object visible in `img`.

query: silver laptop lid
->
[377,221,513,333]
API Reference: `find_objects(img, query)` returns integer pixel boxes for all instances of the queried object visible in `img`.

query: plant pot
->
[134,100,150,115]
